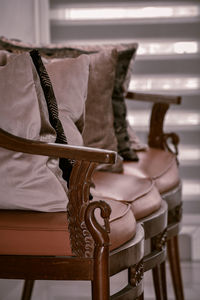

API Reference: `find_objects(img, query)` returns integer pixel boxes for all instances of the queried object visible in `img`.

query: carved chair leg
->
[137,292,144,300]
[21,280,34,300]
[92,247,110,300]
[167,235,184,300]
[92,270,109,300]
[150,227,168,300]
[152,263,167,300]
[160,261,168,300]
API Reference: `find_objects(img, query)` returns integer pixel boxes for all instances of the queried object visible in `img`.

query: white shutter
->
[49,0,200,260]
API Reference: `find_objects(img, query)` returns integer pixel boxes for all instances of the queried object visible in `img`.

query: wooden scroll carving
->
[129,260,144,287]
[151,229,168,252]
[67,160,111,258]
[168,203,183,225]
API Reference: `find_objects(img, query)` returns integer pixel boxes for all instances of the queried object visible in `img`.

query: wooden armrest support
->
[148,103,180,155]
[125,92,181,154]
[126,91,181,105]
[0,128,116,165]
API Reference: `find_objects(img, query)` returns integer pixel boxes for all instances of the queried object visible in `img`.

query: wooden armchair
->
[0,36,184,299]
[0,128,144,300]
[124,91,184,300]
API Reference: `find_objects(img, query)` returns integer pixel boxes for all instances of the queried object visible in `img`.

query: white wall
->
[0,0,49,44]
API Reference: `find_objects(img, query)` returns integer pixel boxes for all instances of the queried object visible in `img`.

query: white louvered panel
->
[48,0,200,260]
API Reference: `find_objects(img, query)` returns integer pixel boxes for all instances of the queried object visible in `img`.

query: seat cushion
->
[0,200,136,255]
[123,147,180,194]
[92,171,162,220]
[0,210,72,256]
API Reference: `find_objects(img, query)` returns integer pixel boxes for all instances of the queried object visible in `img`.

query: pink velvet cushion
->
[0,200,136,255]
[123,148,180,194]
[92,171,162,220]
[76,43,139,162]
[0,37,123,173]
[0,51,69,212]
[45,55,90,146]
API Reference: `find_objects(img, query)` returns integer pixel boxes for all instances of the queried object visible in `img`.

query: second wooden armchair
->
[124,91,184,300]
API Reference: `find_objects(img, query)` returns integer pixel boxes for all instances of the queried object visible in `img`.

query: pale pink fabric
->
[0,52,69,211]
[45,55,90,145]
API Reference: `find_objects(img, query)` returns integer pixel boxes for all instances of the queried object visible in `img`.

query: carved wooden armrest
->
[126,91,181,105]
[0,128,115,257]
[126,92,182,154]
[0,128,115,164]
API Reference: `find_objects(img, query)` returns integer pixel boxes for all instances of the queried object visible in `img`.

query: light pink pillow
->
[0,52,69,212]
[45,55,90,146]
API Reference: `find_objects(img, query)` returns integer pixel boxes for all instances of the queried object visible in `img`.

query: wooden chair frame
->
[0,128,144,300]
[0,38,184,299]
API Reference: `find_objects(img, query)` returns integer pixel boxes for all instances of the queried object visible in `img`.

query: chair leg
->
[91,246,110,300]
[92,272,109,300]
[160,261,168,300]
[21,280,34,300]
[167,235,185,300]
[137,292,144,300]
[152,261,167,300]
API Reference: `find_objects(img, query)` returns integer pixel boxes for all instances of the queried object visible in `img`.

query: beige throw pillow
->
[0,38,121,171]
[0,51,69,211]
[45,55,90,146]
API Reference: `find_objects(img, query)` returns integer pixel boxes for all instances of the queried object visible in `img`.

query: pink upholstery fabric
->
[0,51,69,212]
[45,55,90,146]
[0,200,136,255]
[94,198,137,250]
[0,210,72,256]
[92,171,162,220]
[124,148,180,194]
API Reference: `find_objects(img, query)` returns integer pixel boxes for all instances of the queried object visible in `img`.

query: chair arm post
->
[148,102,180,156]
[126,92,181,155]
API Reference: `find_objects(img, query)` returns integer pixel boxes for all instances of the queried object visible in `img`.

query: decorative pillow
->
[112,46,139,161]
[0,37,138,169]
[0,51,69,212]
[44,48,120,172]
[43,48,121,172]
[127,121,148,151]
[0,36,90,58]
[45,55,90,145]
[82,49,123,172]
[30,50,90,184]
[63,43,139,161]
[48,42,139,162]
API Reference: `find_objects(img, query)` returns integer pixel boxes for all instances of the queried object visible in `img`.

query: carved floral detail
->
[152,229,167,252]
[129,260,144,287]
[168,203,183,224]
